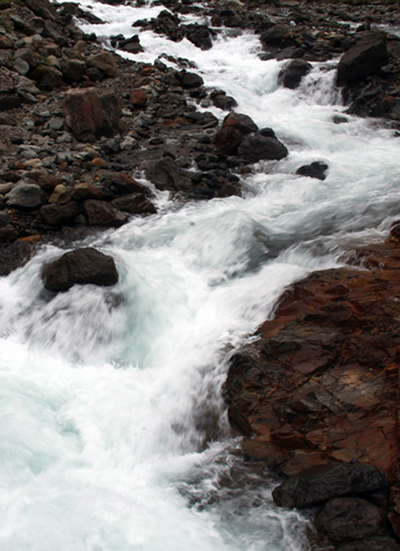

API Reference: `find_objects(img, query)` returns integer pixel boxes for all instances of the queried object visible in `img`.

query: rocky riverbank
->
[1,0,400,277]
[224,223,400,549]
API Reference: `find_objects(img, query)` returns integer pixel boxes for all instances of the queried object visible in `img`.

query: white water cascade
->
[2,2,400,550]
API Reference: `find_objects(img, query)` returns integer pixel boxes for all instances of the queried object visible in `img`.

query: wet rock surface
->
[224,235,400,549]
[41,246,119,292]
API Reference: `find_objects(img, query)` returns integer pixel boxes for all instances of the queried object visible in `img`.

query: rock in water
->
[296,161,328,180]
[41,247,119,292]
[337,31,388,86]
[279,59,312,89]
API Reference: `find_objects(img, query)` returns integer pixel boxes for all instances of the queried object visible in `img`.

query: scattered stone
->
[180,71,204,89]
[41,247,119,292]
[111,193,156,215]
[87,51,120,78]
[49,184,71,205]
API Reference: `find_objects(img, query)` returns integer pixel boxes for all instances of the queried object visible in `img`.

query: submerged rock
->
[41,247,119,292]
[296,161,328,180]
[279,59,312,89]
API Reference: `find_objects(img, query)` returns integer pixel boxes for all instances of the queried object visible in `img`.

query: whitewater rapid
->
[1,1,400,550]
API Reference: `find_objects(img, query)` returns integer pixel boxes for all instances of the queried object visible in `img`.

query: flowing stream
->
[2,2,400,550]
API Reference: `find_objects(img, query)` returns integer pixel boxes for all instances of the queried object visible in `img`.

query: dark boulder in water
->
[42,247,119,292]
[296,161,328,180]
[215,125,243,155]
[238,134,288,162]
[222,112,258,135]
[279,59,312,89]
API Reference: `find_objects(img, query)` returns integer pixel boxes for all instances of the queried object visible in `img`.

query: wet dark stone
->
[222,112,258,135]
[215,126,243,156]
[180,71,204,89]
[315,497,387,544]
[338,537,400,551]
[272,462,389,509]
[296,161,328,181]
[40,202,81,225]
[238,135,288,162]
[279,59,312,89]
[41,247,119,292]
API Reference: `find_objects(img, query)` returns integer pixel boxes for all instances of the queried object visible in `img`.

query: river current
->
[1,2,400,550]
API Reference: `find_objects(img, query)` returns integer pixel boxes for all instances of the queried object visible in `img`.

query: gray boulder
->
[5,183,45,209]
[337,32,388,86]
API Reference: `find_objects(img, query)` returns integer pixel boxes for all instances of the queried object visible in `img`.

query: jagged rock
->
[129,90,147,107]
[272,462,389,509]
[279,59,312,89]
[63,88,122,141]
[83,199,128,227]
[315,498,387,544]
[211,92,238,110]
[40,201,80,225]
[296,161,328,180]
[222,112,259,135]
[238,134,288,162]
[337,32,388,86]
[22,0,56,20]
[87,51,120,78]
[41,247,119,292]
[5,183,44,209]
[111,193,156,215]
[60,58,85,83]
[110,173,148,196]
[215,126,243,155]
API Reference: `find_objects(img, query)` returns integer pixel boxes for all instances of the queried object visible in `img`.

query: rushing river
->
[1,2,400,550]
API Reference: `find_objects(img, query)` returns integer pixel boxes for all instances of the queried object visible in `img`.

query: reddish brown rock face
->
[224,240,400,481]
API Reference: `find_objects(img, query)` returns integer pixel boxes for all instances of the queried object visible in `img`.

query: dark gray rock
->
[315,498,387,543]
[187,27,212,50]
[272,462,389,509]
[238,134,288,162]
[279,59,312,89]
[296,161,328,180]
[41,247,119,292]
[260,24,290,47]
[145,157,193,193]
[0,95,21,111]
[180,72,204,89]
[337,32,388,86]
[5,183,44,209]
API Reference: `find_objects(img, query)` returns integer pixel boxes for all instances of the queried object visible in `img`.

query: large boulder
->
[272,462,389,509]
[338,537,400,551]
[315,498,387,544]
[279,59,312,89]
[41,247,119,292]
[238,134,288,162]
[337,32,388,86]
[63,88,122,141]
[260,24,290,47]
